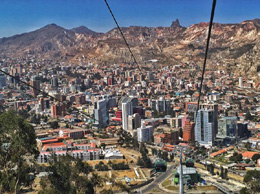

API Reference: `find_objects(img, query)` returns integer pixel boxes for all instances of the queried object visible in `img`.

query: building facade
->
[0,74,7,89]
[217,117,237,139]
[137,125,154,142]
[122,98,133,130]
[183,121,195,142]
[94,99,109,127]
[195,109,215,146]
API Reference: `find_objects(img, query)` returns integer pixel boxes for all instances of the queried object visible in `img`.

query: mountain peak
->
[44,23,59,28]
[71,26,97,35]
[171,19,181,28]
[41,23,65,31]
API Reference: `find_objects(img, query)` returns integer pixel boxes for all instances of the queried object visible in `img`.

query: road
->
[140,164,175,193]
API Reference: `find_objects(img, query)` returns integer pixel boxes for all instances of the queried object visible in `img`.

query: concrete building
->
[237,122,249,138]
[239,77,243,88]
[51,76,59,88]
[137,125,154,142]
[0,73,7,89]
[38,149,100,163]
[51,103,66,118]
[195,109,215,147]
[149,97,171,113]
[208,92,220,102]
[128,113,141,130]
[170,117,182,129]
[122,98,133,130]
[104,149,124,159]
[154,131,179,145]
[94,99,109,128]
[217,117,237,144]
[30,76,40,97]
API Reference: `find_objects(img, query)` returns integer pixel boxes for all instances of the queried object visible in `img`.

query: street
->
[140,165,175,193]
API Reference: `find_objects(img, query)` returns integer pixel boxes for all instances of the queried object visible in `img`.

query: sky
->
[0,0,259,38]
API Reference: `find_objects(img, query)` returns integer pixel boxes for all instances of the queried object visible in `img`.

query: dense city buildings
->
[0,23,259,194]
[1,1,260,193]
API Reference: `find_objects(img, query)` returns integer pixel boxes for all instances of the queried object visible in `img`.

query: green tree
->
[170,154,174,161]
[238,102,242,110]
[100,143,106,150]
[252,154,260,162]
[39,155,99,194]
[245,111,253,121]
[90,173,104,193]
[101,174,130,194]
[95,161,109,171]
[245,142,252,151]
[162,151,169,161]
[137,144,152,168]
[241,170,260,193]
[49,121,59,129]
[117,136,124,146]
[240,187,250,194]
[43,116,48,123]
[132,138,139,150]
[48,156,75,194]
[18,109,30,119]
[0,110,39,193]
[137,156,144,166]
[30,113,40,124]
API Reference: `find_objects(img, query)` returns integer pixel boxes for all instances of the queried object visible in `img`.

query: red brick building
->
[154,131,179,145]
[183,121,195,142]
[51,103,66,118]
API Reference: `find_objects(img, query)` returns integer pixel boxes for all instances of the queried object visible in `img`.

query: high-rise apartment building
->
[30,76,40,97]
[51,76,59,88]
[149,97,171,113]
[128,113,141,130]
[0,73,7,89]
[217,117,237,139]
[94,99,109,128]
[51,103,66,118]
[183,121,195,142]
[122,98,133,130]
[195,109,216,146]
[137,125,154,142]
[217,116,237,145]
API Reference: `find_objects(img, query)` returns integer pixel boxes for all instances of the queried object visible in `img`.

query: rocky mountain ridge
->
[0,19,259,80]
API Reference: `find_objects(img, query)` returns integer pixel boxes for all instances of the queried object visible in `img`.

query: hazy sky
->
[0,0,259,38]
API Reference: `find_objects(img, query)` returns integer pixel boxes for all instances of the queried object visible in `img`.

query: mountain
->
[0,19,260,80]
[71,26,98,35]
[0,23,77,58]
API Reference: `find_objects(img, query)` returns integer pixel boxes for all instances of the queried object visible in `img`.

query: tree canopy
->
[0,110,39,193]
[39,156,96,194]
[241,170,260,194]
